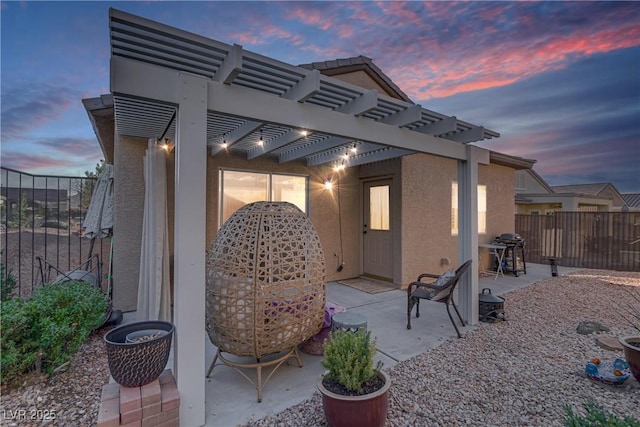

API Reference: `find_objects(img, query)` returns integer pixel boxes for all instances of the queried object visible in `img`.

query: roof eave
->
[82,95,115,163]
[489,151,535,170]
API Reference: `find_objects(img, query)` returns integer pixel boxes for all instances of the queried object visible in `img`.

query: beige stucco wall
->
[328,70,391,96]
[112,141,518,311]
[482,162,516,240]
[112,135,146,311]
[400,154,457,287]
[399,154,516,288]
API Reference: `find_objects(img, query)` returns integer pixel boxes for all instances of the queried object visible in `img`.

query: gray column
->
[457,145,481,326]
[174,72,207,426]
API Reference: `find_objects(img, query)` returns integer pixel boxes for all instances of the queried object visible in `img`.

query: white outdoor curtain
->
[137,139,171,322]
[82,164,114,240]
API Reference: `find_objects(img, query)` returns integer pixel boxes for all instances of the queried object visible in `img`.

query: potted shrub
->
[317,328,390,427]
[104,320,174,387]
[620,288,640,382]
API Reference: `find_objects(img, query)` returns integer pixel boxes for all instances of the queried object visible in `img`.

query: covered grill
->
[479,288,505,322]
[495,233,527,276]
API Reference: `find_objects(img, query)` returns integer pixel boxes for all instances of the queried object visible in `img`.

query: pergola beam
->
[247,129,303,159]
[378,104,422,126]
[206,81,470,161]
[417,116,458,135]
[111,56,477,162]
[334,90,378,115]
[209,120,263,155]
[346,147,414,167]
[281,69,320,102]
[278,136,350,163]
[214,44,243,84]
[446,126,485,143]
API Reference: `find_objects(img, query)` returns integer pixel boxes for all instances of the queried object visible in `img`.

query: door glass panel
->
[369,185,390,230]
[272,174,307,213]
[221,170,268,223]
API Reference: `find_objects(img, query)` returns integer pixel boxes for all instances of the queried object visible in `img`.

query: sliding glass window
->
[219,169,308,226]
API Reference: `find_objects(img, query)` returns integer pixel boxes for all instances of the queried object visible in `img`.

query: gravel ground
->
[1,269,638,426]
[249,270,640,427]
[0,326,111,426]
[1,229,109,299]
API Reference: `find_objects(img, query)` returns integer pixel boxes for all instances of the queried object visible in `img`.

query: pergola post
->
[457,145,483,326]
[173,72,208,426]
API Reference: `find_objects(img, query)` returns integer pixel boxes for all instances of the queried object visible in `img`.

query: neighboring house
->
[0,187,69,214]
[515,170,631,213]
[84,10,536,425]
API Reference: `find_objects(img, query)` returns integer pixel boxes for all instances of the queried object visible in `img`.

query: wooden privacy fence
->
[516,212,640,272]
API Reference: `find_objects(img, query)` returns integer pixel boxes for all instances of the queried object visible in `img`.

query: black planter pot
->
[104,321,174,387]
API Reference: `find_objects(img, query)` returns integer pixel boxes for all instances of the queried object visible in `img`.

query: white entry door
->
[363,180,393,280]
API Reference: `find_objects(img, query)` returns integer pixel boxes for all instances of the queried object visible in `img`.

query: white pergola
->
[108,9,499,425]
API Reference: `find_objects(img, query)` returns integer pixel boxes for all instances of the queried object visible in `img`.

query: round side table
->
[331,312,367,333]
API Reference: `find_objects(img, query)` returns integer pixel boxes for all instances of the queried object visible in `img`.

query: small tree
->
[9,195,33,230]
[72,160,104,210]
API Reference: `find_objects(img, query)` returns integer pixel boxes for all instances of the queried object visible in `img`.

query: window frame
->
[451,181,487,236]
[218,168,309,227]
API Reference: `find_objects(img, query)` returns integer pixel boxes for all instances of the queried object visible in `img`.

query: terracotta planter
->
[620,336,640,383]
[104,321,174,387]
[317,371,390,427]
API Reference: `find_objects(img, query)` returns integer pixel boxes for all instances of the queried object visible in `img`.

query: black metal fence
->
[516,212,640,272]
[0,167,108,298]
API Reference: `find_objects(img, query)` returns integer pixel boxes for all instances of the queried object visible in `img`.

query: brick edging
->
[97,369,180,427]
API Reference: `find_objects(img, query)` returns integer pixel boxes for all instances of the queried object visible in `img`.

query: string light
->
[160,138,173,152]
[323,177,332,190]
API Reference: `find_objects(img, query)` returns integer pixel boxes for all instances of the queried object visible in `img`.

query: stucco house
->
[84,9,535,425]
[515,169,631,213]
[84,24,536,314]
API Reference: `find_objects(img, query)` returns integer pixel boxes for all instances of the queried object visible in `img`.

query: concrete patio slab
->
[203,262,577,426]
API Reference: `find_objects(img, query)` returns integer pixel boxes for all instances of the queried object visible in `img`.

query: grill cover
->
[499,233,523,242]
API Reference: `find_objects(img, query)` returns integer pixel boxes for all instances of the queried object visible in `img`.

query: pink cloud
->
[286,7,334,31]
[384,20,640,100]
[1,151,85,173]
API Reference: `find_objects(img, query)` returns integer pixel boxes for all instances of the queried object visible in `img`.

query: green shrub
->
[564,402,640,427]
[322,328,382,393]
[0,262,17,302]
[0,281,107,386]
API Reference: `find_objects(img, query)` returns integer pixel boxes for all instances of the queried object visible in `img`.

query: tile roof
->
[551,183,611,195]
[621,193,640,208]
[299,55,413,103]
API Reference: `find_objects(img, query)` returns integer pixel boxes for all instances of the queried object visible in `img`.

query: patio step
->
[97,369,180,427]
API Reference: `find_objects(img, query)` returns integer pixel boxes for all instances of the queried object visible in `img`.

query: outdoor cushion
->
[431,269,455,288]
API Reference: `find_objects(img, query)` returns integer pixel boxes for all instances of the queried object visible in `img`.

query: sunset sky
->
[1,1,639,191]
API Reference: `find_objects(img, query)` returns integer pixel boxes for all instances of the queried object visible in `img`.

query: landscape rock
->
[577,321,610,335]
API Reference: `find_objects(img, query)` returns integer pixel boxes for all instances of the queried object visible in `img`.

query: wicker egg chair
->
[205,201,326,401]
